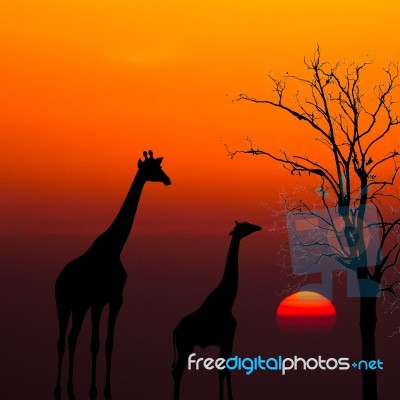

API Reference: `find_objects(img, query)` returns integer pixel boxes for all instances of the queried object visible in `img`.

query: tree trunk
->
[359,294,378,400]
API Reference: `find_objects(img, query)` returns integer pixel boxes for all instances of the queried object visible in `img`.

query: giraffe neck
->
[91,170,146,256]
[218,235,241,310]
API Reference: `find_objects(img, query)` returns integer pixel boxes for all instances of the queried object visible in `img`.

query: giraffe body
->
[54,150,171,400]
[55,249,127,316]
[172,221,261,400]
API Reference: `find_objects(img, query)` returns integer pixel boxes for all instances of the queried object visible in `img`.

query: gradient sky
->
[1,1,400,235]
[1,2,400,399]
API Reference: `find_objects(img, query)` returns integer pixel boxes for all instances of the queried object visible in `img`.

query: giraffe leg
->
[54,303,71,400]
[172,341,194,400]
[219,366,224,400]
[219,321,236,400]
[104,298,123,400]
[89,305,103,400]
[219,343,234,400]
[67,307,87,400]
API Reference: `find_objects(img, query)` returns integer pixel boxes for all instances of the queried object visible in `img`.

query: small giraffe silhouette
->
[54,150,171,400]
[172,221,261,400]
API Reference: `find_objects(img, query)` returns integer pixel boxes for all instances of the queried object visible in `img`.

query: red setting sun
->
[276,291,336,332]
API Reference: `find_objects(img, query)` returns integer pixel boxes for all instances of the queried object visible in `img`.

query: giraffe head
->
[229,221,262,238]
[137,150,172,185]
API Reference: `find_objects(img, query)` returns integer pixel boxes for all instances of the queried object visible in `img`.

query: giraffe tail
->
[172,328,177,368]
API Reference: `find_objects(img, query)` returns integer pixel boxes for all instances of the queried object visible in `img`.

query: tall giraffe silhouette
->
[172,221,261,400]
[54,150,171,400]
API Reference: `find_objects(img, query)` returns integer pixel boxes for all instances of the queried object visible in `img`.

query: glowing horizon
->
[276,291,336,331]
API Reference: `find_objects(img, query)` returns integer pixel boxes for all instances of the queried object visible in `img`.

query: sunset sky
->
[2,1,400,236]
[1,2,400,399]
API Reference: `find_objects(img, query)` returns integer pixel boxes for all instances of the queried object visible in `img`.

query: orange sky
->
[1,1,400,234]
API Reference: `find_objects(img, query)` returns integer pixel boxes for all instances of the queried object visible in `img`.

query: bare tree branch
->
[228,47,400,293]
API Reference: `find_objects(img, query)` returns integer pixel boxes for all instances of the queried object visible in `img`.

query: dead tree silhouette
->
[54,150,171,400]
[228,47,400,400]
[172,221,261,400]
